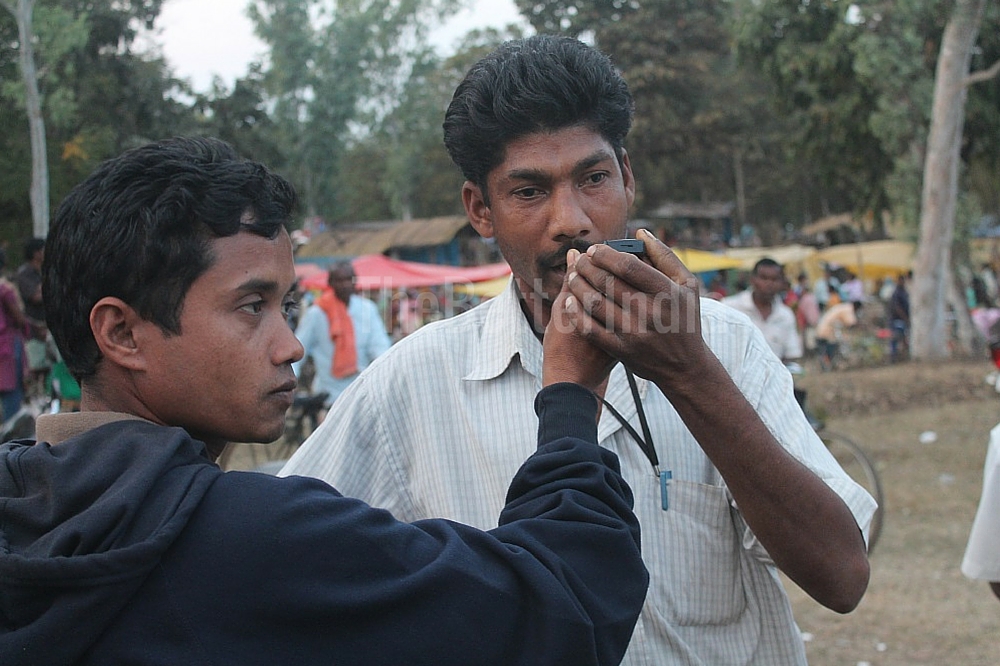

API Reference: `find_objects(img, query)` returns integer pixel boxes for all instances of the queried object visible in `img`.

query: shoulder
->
[356,296,381,312]
[774,300,797,320]
[700,296,759,344]
[720,290,749,306]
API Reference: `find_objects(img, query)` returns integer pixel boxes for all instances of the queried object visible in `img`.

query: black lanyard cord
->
[600,367,661,476]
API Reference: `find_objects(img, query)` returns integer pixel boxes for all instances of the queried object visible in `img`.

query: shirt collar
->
[465,280,543,382]
[36,411,154,445]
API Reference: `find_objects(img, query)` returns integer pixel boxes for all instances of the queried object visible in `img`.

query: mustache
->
[539,239,594,269]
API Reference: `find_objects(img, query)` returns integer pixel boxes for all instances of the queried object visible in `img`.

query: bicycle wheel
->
[820,431,885,554]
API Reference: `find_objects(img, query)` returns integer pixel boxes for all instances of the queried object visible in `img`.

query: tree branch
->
[965,59,1000,86]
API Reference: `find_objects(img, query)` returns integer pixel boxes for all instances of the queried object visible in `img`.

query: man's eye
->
[283,297,300,317]
[514,187,543,199]
[240,300,265,315]
[585,172,608,185]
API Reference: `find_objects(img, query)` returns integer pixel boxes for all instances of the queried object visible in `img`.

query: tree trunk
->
[946,266,977,356]
[911,0,987,360]
[733,146,747,229]
[2,0,48,238]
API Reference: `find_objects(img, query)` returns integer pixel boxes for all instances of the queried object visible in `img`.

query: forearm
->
[489,382,645,664]
[654,348,869,612]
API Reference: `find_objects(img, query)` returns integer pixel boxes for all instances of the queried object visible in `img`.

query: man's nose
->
[549,186,595,241]
[277,319,305,365]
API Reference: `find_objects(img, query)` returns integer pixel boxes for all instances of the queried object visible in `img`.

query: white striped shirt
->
[282,282,877,665]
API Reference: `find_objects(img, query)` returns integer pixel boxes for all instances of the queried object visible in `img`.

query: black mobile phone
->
[605,238,646,256]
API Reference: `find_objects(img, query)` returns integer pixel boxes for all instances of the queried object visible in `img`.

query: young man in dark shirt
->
[0,136,647,666]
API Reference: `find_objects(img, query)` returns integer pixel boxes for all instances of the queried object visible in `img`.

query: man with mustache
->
[283,35,876,664]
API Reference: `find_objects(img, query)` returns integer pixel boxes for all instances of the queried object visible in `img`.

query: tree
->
[249,0,461,224]
[1,0,191,239]
[1,0,49,237]
[912,0,997,359]
[732,0,910,225]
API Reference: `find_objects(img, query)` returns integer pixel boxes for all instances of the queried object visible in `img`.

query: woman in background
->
[0,248,28,422]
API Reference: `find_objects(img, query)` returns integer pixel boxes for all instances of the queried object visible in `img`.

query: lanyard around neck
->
[601,367,660,477]
[601,367,673,511]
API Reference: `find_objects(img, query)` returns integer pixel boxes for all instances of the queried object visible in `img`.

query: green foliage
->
[0,0,194,240]
[734,0,1000,235]
[249,0,463,223]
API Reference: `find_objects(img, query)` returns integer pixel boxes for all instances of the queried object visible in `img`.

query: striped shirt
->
[282,282,877,665]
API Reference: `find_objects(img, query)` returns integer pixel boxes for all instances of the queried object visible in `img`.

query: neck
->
[752,291,772,308]
[514,277,551,336]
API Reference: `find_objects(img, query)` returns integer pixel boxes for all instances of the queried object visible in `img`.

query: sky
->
[153,0,526,93]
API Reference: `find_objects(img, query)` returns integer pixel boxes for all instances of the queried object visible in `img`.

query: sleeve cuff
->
[534,383,599,446]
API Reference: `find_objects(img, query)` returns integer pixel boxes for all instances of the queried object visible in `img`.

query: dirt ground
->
[789,356,1000,665]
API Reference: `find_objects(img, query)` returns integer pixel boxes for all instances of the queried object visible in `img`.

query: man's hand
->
[564,229,709,387]
[543,249,616,402]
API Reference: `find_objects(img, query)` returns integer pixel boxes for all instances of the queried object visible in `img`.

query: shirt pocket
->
[640,477,748,627]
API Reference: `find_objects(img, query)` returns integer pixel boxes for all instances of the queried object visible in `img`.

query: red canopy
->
[299,254,511,291]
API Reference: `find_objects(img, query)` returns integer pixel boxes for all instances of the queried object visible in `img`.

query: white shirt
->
[962,423,1000,581]
[293,295,392,405]
[282,282,876,665]
[722,290,803,361]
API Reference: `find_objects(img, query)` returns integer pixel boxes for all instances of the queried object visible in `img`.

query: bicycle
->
[815,427,885,554]
[790,362,885,554]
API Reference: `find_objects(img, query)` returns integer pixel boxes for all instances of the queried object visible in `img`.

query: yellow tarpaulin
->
[811,240,915,280]
[453,275,512,298]
[670,247,745,273]
[722,245,818,271]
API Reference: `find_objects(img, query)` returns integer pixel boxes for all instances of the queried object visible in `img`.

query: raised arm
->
[214,371,646,665]
[561,229,870,613]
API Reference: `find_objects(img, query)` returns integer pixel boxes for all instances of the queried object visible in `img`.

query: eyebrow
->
[235,277,288,296]
[505,149,615,183]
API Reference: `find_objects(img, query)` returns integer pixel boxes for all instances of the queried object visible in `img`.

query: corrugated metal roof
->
[298,216,470,258]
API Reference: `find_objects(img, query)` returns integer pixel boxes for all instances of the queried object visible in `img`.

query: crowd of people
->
[0,34,887,665]
[711,260,912,372]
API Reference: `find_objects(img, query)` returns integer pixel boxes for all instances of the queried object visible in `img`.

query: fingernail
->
[567,271,577,283]
[568,248,580,266]
[639,228,654,239]
[565,294,576,310]
[587,245,598,256]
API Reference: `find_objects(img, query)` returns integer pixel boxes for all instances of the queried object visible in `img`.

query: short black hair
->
[44,136,297,381]
[752,257,781,275]
[443,34,634,197]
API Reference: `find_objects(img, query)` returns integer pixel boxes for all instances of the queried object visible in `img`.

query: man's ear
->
[462,181,494,239]
[89,297,149,372]
[620,149,636,209]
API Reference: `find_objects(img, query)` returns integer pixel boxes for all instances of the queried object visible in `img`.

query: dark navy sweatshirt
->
[0,383,647,665]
